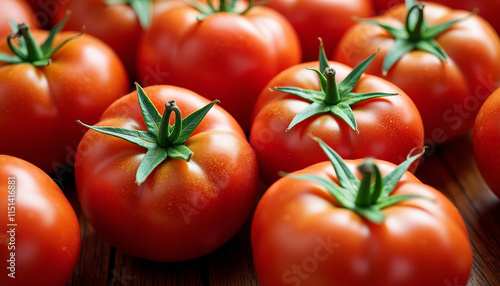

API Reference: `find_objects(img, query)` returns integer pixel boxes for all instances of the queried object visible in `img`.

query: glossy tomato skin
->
[0,30,129,174]
[374,0,500,36]
[137,5,301,132]
[250,61,424,185]
[75,85,259,262]
[53,0,187,81]
[0,155,81,286]
[0,0,38,37]
[334,2,500,144]
[473,87,500,198]
[251,160,472,286]
[262,0,373,62]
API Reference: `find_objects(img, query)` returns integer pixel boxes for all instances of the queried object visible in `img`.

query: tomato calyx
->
[284,137,426,224]
[78,83,219,185]
[105,0,152,29]
[185,0,268,20]
[358,0,474,75]
[0,12,83,67]
[276,40,399,132]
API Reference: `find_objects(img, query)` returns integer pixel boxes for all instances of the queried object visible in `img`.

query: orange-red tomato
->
[473,87,500,198]
[374,0,500,36]
[137,2,301,132]
[0,28,129,174]
[250,60,424,185]
[252,158,472,286]
[75,85,259,262]
[334,2,500,144]
[53,0,187,81]
[0,155,81,286]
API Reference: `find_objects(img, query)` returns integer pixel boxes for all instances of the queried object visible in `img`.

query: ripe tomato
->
[0,155,81,286]
[334,1,500,144]
[53,0,187,81]
[374,0,500,36]
[75,84,259,262]
[251,139,472,286]
[250,49,424,185]
[260,0,373,62]
[137,0,301,132]
[473,87,500,198]
[0,0,38,37]
[0,21,129,174]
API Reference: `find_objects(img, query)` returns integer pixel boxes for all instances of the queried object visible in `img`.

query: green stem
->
[219,0,226,11]
[355,159,375,207]
[17,23,45,62]
[158,100,182,148]
[407,3,425,41]
[323,67,341,105]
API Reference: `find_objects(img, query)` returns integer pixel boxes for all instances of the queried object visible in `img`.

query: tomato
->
[259,0,373,62]
[473,87,500,198]
[374,0,500,36]
[53,0,187,81]
[334,1,500,144]
[0,155,81,286]
[137,0,301,132]
[0,0,38,37]
[250,45,424,185]
[251,139,472,286]
[0,20,129,174]
[75,84,259,262]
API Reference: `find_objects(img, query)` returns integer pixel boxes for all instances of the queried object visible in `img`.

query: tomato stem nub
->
[355,159,375,207]
[17,24,44,62]
[158,100,183,148]
[323,67,341,105]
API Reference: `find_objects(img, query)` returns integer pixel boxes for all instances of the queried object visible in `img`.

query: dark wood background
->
[62,133,500,286]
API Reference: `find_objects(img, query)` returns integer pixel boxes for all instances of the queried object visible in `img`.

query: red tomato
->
[0,155,81,286]
[374,0,500,36]
[53,0,187,81]
[251,142,472,286]
[473,87,500,198]
[250,59,424,185]
[334,2,500,144]
[0,0,38,37]
[260,0,373,62]
[75,85,259,262]
[0,23,129,174]
[137,1,301,132]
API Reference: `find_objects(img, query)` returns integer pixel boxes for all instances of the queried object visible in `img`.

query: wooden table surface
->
[61,133,500,286]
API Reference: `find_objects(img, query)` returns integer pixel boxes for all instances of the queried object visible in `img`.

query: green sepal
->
[185,0,269,21]
[78,83,218,185]
[136,84,162,136]
[275,44,397,132]
[360,0,473,74]
[105,0,152,29]
[76,123,158,149]
[282,137,428,224]
[136,145,168,184]
[0,12,82,66]
[174,99,219,145]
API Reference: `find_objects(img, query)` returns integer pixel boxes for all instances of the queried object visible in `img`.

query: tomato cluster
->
[1,0,499,284]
